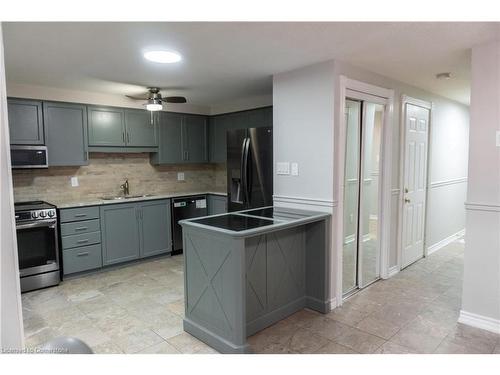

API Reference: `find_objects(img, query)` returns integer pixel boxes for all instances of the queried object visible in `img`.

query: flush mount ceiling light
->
[143,50,182,64]
[436,72,452,80]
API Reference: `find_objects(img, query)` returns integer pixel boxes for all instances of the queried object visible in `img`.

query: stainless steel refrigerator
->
[227,127,273,212]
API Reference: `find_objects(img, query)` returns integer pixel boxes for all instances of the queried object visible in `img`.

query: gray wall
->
[273,59,470,300]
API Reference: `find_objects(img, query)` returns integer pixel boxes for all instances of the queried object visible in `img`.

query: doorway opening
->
[342,98,385,297]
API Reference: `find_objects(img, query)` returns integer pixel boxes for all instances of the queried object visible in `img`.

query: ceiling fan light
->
[145,98,163,111]
[146,103,163,111]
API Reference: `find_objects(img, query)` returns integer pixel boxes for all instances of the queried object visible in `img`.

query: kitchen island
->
[179,206,331,353]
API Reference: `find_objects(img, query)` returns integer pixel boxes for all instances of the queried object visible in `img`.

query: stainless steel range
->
[14,201,60,292]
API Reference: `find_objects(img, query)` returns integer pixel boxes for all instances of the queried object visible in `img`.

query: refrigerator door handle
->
[243,137,251,205]
[240,138,247,204]
[245,137,252,204]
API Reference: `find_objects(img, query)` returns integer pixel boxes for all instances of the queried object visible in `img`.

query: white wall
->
[460,41,500,332]
[273,59,470,300]
[273,61,335,205]
[0,24,24,350]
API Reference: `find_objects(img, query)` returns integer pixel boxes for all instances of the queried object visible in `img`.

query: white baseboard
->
[328,297,338,311]
[427,229,465,255]
[458,310,500,334]
[388,265,399,278]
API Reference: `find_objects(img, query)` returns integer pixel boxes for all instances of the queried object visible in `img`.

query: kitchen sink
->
[100,194,156,200]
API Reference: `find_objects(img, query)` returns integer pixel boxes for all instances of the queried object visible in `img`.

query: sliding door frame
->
[335,76,394,306]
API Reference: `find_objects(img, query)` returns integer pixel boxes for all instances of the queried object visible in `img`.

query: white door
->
[401,103,430,268]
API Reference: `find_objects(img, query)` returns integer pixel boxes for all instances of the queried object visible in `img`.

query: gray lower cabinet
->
[209,106,272,163]
[101,199,172,265]
[100,203,141,265]
[8,99,44,145]
[63,245,102,275]
[60,207,102,276]
[151,112,208,164]
[139,200,172,258]
[208,194,227,215]
[43,102,88,166]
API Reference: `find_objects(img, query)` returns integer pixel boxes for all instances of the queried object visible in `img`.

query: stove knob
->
[48,210,55,218]
[31,211,39,219]
[40,211,47,218]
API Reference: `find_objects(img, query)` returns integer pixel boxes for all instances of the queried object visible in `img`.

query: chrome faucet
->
[120,179,130,196]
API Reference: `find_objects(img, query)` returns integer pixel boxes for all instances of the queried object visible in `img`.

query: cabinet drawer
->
[62,231,101,249]
[63,244,102,275]
[60,206,99,223]
[61,219,100,236]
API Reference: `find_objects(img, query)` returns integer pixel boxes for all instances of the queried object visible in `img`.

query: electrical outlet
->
[177,172,185,181]
[70,176,79,187]
[496,130,500,147]
[291,162,299,176]
[276,162,290,175]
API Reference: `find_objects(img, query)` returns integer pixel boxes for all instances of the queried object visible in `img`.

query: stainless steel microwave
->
[11,145,48,169]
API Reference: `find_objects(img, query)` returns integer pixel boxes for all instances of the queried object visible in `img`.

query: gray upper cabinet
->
[139,200,172,258]
[151,112,208,164]
[208,107,272,163]
[88,106,158,150]
[88,106,126,147]
[101,203,141,265]
[151,112,184,164]
[8,99,44,145]
[208,112,239,163]
[43,102,88,166]
[183,114,208,163]
[124,109,157,147]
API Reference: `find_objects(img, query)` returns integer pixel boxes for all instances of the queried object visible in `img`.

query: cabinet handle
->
[184,150,189,161]
[77,252,89,257]
[122,132,125,143]
[77,239,89,244]
[127,133,130,143]
[74,214,87,218]
[74,227,88,231]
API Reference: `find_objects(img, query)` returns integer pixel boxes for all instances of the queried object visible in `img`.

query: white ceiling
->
[3,22,499,106]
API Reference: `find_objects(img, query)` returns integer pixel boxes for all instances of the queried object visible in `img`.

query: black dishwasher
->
[172,195,208,254]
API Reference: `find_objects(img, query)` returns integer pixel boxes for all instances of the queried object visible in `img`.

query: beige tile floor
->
[22,239,500,354]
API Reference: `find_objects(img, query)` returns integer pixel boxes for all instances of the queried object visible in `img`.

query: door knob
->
[405,198,411,203]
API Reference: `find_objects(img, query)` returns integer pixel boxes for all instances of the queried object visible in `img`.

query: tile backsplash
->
[13,153,227,205]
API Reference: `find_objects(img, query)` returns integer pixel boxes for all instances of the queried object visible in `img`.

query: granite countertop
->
[180,206,330,238]
[54,191,227,209]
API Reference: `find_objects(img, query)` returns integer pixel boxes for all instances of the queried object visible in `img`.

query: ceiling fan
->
[126,87,187,111]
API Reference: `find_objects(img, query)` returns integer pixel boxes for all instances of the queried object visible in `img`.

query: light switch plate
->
[70,176,79,187]
[291,162,299,176]
[496,130,500,147]
[276,162,290,175]
[177,172,185,181]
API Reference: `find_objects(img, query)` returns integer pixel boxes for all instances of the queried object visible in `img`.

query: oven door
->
[16,219,59,277]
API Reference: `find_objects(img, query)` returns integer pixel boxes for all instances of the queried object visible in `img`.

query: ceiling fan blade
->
[164,96,187,104]
[126,94,150,100]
